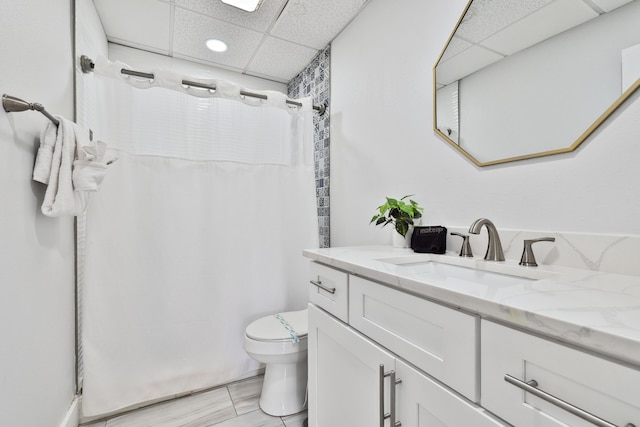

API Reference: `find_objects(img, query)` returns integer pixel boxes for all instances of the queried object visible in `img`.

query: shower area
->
[75,1,331,418]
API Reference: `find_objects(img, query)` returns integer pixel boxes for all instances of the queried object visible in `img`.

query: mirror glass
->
[434,0,640,166]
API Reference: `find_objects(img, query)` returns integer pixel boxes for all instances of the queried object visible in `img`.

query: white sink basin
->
[376,254,555,287]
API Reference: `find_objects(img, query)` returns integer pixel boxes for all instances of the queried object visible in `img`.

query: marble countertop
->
[303,246,640,367]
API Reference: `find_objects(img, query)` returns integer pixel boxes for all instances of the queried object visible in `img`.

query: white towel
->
[33,116,116,217]
[73,140,117,191]
[33,121,58,184]
[34,117,78,217]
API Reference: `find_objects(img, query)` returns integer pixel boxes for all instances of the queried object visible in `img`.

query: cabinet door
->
[308,304,396,427]
[482,320,640,427]
[396,359,507,427]
[350,276,479,401]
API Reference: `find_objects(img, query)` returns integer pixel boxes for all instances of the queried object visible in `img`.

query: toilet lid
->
[246,309,308,342]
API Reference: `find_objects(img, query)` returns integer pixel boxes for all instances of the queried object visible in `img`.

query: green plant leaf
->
[378,202,389,214]
[372,195,424,234]
[395,221,408,237]
[399,204,414,216]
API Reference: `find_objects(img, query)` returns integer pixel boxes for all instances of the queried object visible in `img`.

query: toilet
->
[243,308,308,416]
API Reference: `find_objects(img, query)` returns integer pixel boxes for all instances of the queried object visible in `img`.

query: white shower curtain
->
[79,63,318,416]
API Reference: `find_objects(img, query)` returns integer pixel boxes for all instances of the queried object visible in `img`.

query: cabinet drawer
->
[349,276,479,402]
[308,262,349,322]
[482,320,640,427]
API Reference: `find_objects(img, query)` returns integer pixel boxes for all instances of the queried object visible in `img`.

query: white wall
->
[622,42,640,91]
[0,0,77,426]
[331,0,640,248]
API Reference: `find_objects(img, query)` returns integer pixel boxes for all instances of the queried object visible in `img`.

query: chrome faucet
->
[469,218,505,261]
[519,237,555,267]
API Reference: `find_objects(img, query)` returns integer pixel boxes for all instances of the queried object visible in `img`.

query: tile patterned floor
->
[80,376,307,427]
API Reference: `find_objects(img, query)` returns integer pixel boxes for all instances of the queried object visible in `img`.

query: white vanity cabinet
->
[349,275,479,402]
[308,305,506,427]
[481,320,640,427]
[308,262,507,427]
[305,248,640,427]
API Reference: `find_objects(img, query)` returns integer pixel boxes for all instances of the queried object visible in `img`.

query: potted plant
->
[370,195,424,244]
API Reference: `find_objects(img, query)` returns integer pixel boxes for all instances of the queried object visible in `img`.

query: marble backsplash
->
[444,226,640,277]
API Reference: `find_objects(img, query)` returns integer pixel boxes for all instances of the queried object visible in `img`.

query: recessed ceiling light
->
[206,39,228,53]
[220,0,264,12]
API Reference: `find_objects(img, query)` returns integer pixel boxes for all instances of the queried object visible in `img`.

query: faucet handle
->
[451,232,473,257]
[519,237,556,267]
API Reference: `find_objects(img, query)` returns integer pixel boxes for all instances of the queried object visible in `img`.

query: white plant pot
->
[391,226,413,248]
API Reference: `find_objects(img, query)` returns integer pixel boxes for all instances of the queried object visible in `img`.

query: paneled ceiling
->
[92,0,370,84]
[436,0,634,86]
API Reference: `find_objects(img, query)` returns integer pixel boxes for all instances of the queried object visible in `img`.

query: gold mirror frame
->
[433,0,640,167]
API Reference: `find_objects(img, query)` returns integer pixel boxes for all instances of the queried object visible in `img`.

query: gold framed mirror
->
[434,0,640,167]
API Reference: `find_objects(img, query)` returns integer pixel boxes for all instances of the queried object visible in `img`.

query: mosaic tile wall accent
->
[288,45,331,248]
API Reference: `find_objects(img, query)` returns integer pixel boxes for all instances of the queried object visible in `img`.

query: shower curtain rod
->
[80,55,326,116]
[2,94,60,126]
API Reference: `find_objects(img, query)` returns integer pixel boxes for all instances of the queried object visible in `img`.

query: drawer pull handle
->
[309,279,336,294]
[379,365,402,427]
[504,374,635,427]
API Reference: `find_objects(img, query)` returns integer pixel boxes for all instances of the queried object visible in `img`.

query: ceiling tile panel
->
[439,37,474,63]
[456,0,554,43]
[270,0,368,49]
[174,0,287,32]
[93,0,173,54]
[481,0,598,55]
[92,0,371,82]
[247,36,318,82]
[172,8,265,69]
[591,0,633,11]
[436,45,504,86]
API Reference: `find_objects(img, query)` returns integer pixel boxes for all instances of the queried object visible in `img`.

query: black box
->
[411,226,447,254]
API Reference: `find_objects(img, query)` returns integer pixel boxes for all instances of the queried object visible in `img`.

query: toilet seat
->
[246,309,308,343]
[243,308,309,416]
